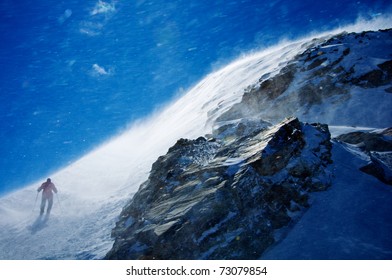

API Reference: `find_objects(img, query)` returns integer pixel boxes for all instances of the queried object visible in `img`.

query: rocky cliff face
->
[106,29,392,259]
[106,118,332,259]
[216,29,392,126]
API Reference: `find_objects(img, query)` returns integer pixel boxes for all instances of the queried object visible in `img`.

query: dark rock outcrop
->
[337,128,392,185]
[336,128,392,153]
[106,118,332,259]
[360,152,392,185]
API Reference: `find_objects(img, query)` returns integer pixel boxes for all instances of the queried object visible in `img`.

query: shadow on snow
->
[28,214,50,234]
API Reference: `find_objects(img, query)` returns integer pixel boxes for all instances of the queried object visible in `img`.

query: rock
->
[216,64,297,122]
[336,128,392,185]
[105,118,332,259]
[214,29,392,125]
[360,152,392,185]
[105,29,392,260]
[351,60,392,88]
[336,128,392,153]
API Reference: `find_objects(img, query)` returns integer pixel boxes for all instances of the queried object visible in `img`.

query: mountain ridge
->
[106,29,392,259]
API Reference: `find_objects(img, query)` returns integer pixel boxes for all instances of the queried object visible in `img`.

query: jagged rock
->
[336,128,392,185]
[336,128,392,153]
[211,117,271,143]
[361,152,392,185]
[215,29,392,124]
[352,60,392,88]
[106,118,332,259]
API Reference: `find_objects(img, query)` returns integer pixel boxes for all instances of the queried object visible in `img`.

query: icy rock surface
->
[106,118,332,259]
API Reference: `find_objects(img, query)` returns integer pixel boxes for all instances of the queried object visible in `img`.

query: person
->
[37,178,58,215]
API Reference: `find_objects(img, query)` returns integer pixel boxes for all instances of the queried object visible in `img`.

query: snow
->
[262,142,392,259]
[0,34,310,260]
[0,19,391,259]
[319,43,345,49]
[294,87,392,128]
[329,126,379,138]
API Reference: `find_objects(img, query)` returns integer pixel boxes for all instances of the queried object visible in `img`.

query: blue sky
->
[0,0,391,194]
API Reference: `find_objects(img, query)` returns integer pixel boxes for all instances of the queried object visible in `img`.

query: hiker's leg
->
[47,197,53,214]
[40,197,46,215]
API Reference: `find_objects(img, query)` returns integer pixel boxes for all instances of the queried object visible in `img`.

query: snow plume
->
[344,12,392,32]
[301,12,392,41]
[91,63,113,77]
[238,14,392,128]
[0,39,308,260]
[0,18,391,259]
[80,1,116,36]
[90,1,116,16]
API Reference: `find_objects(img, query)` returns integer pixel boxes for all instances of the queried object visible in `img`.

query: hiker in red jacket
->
[37,178,58,215]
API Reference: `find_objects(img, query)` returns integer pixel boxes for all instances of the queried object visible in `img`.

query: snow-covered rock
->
[106,118,333,259]
[336,128,392,185]
[107,29,392,260]
[217,29,392,127]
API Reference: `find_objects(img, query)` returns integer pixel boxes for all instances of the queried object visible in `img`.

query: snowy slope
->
[0,19,391,259]
[262,138,392,259]
[0,38,308,259]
